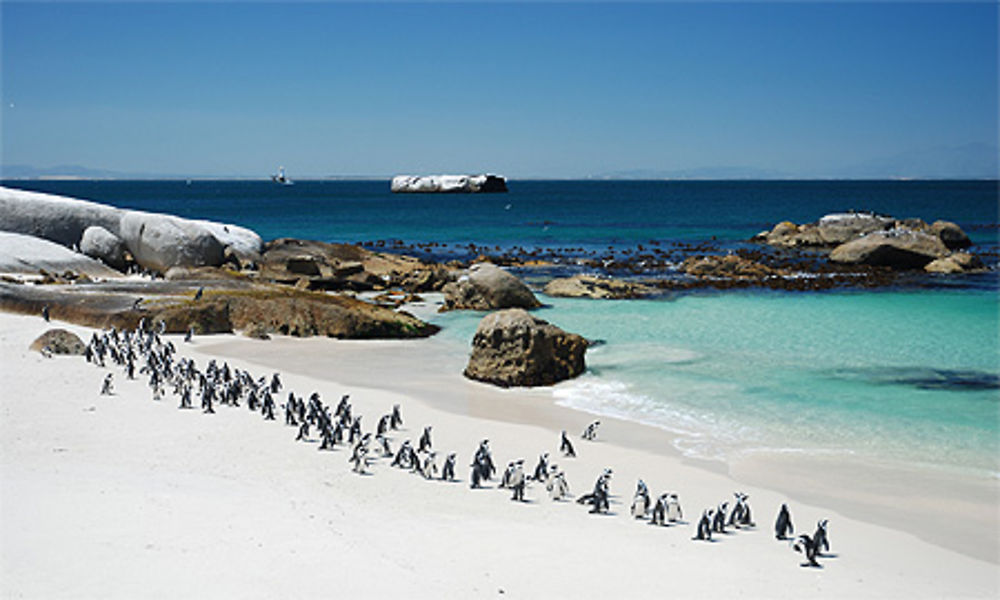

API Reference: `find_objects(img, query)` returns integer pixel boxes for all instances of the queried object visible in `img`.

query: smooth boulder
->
[463,308,587,388]
[0,232,122,279]
[119,212,225,273]
[442,263,541,311]
[30,328,86,355]
[79,225,128,270]
[929,220,972,250]
[924,252,983,274]
[829,230,948,269]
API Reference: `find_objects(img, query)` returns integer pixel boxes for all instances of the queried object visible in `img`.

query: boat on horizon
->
[271,166,293,186]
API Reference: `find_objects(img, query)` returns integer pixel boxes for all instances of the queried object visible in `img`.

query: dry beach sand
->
[1,311,997,599]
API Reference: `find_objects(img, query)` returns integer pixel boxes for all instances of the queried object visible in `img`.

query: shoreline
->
[196,326,1000,566]
[2,311,997,598]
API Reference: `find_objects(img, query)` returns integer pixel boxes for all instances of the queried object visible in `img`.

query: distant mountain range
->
[591,143,999,180]
[4,143,997,181]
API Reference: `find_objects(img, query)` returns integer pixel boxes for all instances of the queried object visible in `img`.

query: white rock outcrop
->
[0,186,263,272]
[0,232,122,278]
[79,225,128,270]
[390,174,507,193]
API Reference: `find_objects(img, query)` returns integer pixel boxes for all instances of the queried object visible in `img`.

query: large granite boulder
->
[929,220,972,250]
[464,308,587,387]
[391,174,507,193]
[119,212,226,273]
[0,232,122,279]
[442,263,540,311]
[0,187,121,248]
[0,186,263,273]
[543,274,657,299]
[829,230,949,269]
[79,225,128,270]
[29,328,86,355]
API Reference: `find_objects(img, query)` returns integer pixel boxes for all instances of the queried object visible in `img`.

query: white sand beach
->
[2,311,997,599]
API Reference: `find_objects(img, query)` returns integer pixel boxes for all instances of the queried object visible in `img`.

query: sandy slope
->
[1,313,996,599]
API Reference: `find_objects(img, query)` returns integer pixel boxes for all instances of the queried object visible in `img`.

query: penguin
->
[193,287,204,301]
[42,305,50,322]
[577,468,612,514]
[392,440,414,468]
[813,520,830,555]
[712,502,728,533]
[100,373,114,395]
[441,452,457,481]
[509,461,527,502]
[499,461,516,489]
[420,452,438,480]
[532,453,550,482]
[418,426,433,453]
[631,479,651,519]
[560,430,576,458]
[390,404,403,429]
[581,420,601,441]
[376,434,393,457]
[377,414,391,436]
[666,493,683,523]
[650,493,668,526]
[295,420,310,441]
[693,509,714,541]
[792,534,821,567]
[184,327,194,343]
[470,458,484,489]
[775,503,794,540]
[350,445,370,475]
[546,466,570,501]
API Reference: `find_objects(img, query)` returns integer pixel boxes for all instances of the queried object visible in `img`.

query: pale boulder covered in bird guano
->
[464,308,587,388]
[390,174,508,193]
[441,262,541,311]
[542,274,658,299]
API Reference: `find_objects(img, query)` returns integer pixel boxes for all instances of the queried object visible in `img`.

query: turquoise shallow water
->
[432,289,1000,476]
[6,180,997,476]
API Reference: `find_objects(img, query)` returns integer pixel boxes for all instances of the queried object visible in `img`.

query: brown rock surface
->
[463,308,586,388]
[542,275,657,299]
[29,328,85,355]
[829,230,949,269]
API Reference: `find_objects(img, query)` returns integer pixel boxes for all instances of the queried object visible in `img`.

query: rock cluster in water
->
[753,212,978,272]
[464,308,587,387]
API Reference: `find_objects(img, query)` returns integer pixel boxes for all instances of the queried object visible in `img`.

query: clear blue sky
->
[2,1,997,178]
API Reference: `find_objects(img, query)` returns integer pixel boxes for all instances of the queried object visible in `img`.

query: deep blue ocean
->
[6,179,999,475]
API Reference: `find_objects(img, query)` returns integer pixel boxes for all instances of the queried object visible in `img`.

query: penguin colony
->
[82,320,833,569]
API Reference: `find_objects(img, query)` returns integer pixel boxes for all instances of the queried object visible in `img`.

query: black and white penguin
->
[100,373,114,395]
[441,452,457,481]
[792,534,821,567]
[560,430,576,458]
[693,509,714,541]
[390,404,403,430]
[509,460,527,502]
[184,326,194,343]
[532,453,550,482]
[775,503,794,540]
[650,493,668,525]
[42,305,50,322]
[631,479,650,519]
[581,420,601,441]
[546,465,570,501]
[418,426,433,453]
[712,502,728,533]
[420,452,438,480]
[813,519,830,555]
[666,493,683,523]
